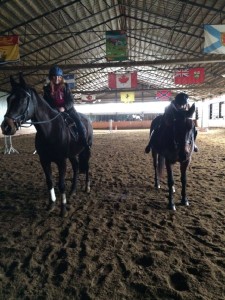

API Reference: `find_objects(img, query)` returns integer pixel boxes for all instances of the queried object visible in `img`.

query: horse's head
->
[164,103,195,162]
[1,73,34,136]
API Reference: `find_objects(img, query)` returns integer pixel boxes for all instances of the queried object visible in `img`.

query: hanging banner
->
[156,90,172,100]
[0,35,20,63]
[174,68,205,85]
[108,72,137,89]
[120,92,135,103]
[106,30,128,61]
[204,24,225,54]
[63,74,75,89]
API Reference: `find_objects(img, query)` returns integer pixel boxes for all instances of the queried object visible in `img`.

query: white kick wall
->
[0,91,225,130]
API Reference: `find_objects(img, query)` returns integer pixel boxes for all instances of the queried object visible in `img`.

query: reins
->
[23,112,62,126]
[7,87,62,127]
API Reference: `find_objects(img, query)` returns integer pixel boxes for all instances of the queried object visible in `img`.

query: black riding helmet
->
[174,93,189,106]
[49,65,63,79]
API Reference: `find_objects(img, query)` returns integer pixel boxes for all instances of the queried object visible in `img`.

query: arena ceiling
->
[1,0,225,103]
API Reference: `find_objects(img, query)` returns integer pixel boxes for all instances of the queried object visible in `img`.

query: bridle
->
[4,89,31,128]
[5,87,61,129]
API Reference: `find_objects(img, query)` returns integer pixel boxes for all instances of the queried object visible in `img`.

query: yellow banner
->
[120,92,135,103]
[0,35,20,62]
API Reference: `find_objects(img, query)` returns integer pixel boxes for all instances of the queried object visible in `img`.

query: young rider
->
[43,65,88,148]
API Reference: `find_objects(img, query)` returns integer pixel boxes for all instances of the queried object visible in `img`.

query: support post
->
[4,135,19,154]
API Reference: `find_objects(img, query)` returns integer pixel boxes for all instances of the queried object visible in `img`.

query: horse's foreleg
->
[40,159,56,211]
[56,160,67,217]
[69,157,79,196]
[85,164,91,193]
[165,161,176,211]
[180,162,189,206]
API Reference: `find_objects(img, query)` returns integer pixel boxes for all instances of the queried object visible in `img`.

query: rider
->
[43,65,88,148]
[145,92,198,153]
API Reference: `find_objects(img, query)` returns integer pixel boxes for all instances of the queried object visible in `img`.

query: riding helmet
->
[49,65,63,79]
[174,92,189,106]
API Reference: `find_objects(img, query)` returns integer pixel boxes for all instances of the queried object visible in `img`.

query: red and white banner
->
[81,94,96,102]
[156,90,172,100]
[108,72,137,89]
[174,68,205,85]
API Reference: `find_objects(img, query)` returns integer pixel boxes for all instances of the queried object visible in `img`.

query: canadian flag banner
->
[108,72,137,89]
[81,94,96,102]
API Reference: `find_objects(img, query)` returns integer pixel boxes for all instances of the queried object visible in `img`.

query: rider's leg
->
[145,129,156,153]
[68,109,89,148]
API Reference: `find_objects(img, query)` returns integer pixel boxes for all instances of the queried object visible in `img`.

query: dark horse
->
[1,74,93,216]
[145,103,196,211]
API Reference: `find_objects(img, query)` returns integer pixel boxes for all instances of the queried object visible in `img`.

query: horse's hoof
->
[154,185,161,189]
[69,191,76,200]
[60,205,67,217]
[86,187,91,193]
[47,201,56,212]
[168,204,176,211]
[172,186,176,193]
[181,199,190,206]
[145,145,151,154]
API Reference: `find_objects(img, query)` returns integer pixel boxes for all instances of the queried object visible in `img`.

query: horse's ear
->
[19,72,27,88]
[10,75,17,88]
[187,103,195,118]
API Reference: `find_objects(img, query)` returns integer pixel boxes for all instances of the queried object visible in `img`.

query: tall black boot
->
[74,117,89,148]
[145,129,156,153]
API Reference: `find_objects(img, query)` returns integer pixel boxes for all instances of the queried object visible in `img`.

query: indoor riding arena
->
[0,128,225,299]
[1,1,225,300]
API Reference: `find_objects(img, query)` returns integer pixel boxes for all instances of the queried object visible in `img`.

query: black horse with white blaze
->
[1,74,93,216]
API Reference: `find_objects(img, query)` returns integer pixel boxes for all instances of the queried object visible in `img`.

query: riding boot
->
[145,141,151,154]
[73,116,89,148]
[145,129,156,153]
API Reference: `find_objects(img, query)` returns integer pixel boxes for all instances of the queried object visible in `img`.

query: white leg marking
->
[50,188,56,202]
[62,193,67,204]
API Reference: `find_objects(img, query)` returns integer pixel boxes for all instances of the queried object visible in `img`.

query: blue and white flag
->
[63,74,75,89]
[204,24,225,54]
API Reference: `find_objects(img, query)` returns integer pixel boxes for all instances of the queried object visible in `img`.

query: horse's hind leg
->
[78,147,91,193]
[180,162,189,206]
[40,158,56,211]
[69,156,79,196]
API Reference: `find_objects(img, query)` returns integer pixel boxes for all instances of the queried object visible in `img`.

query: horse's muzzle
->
[1,118,17,135]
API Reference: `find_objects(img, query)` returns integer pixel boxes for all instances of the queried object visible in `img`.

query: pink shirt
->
[51,84,65,108]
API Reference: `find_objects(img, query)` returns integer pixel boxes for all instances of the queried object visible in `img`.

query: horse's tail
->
[79,146,91,173]
[157,154,165,178]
